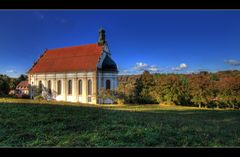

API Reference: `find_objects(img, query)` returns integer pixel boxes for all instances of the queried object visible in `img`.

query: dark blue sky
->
[0,10,240,77]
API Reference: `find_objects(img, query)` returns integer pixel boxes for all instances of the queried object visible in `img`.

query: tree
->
[9,78,17,90]
[117,75,137,103]
[189,74,214,108]
[134,70,155,104]
[0,74,10,96]
[216,77,240,109]
[98,88,118,104]
[16,74,28,85]
[151,74,190,105]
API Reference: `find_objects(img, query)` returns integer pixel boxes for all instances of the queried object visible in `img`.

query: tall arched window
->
[106,80,111,90]
[38,81,42,93]
[68,80,72,95]
[48,80,52,94]
[57,80,61,95]
[78,80,82,95]
[87,79,92,95]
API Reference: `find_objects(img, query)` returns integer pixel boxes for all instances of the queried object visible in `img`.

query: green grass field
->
[0,98,239,147]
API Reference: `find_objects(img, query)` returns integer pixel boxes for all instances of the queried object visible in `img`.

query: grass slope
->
[0,98,240,147]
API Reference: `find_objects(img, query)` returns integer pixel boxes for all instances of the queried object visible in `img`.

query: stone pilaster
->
[62,77,67,101]
[98,72,102,92]
[53,77,56,99]
[76,78,79,102]
[82,75,87,103]
[92,72,97,104]
[73,77,77,102]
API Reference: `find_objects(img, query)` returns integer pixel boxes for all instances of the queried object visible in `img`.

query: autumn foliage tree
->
[134,70,155,104]
[151,74,190,105]
[189,74,215,108]
[117,70,240,109]
[216,77,240,109]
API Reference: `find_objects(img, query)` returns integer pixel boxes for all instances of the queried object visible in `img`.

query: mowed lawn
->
[0,98,240,147]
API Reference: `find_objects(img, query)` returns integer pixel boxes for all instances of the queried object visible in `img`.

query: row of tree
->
[0,74,28,96]
[110,70,240,109]
[1,71,240,109]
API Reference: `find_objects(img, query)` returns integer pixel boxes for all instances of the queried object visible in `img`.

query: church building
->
[27,29,118,104]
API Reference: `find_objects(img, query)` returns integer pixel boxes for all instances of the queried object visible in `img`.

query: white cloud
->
[180,63,187,68]
[172,63,188,71]
[148,65,159,73]
[120,62,161,75]
[120,62,190,75]
[225,59,240,66]
[133,62,148,71]
[6,69,17,73]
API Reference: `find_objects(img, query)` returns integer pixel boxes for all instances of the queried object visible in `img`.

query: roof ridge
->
[45,54,101,59]
[48,43,101,51]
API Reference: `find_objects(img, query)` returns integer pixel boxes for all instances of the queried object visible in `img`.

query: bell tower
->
[98,28,106,46]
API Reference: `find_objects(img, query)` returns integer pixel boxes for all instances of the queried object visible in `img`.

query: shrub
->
[117,98,125,105]
[34,95,44,101]
[160,101,176,106]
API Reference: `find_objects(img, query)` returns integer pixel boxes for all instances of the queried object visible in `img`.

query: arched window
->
[38,81,42,93]
[48,80,51,94]
[57,80,61,95]
[68,80,72,95]
[78,80,82,95]
[106,80,111,90]
[87,79,92,95]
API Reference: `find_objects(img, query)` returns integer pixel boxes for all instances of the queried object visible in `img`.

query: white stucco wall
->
[28,72,97,104]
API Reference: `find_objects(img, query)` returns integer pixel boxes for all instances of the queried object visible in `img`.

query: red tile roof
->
[28,44,103,74]
[16,80,29,89]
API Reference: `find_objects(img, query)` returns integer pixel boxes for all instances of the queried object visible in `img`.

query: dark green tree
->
[134,70,155,104]
[0,74,10,96]
[16,74,28,85]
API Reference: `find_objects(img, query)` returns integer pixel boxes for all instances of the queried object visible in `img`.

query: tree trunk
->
[199,103,201,108]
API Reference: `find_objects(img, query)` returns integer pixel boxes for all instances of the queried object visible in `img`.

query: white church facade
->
[27,29,118,104]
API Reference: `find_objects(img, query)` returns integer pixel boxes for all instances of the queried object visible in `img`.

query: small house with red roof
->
[16,80,29,97]
[27,29,118,104]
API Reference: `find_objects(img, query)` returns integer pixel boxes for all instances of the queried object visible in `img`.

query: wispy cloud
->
[172,63,188,71]
[120,62,160,75]
[34,12,45,20]
[6,69,17,73]
[186,70,196,74]
[119,69,133,75]
[225,59,240,66]
[119,62,191,75]
[33,12,69,24]
[148,65,159,73]
[133,62,148,71]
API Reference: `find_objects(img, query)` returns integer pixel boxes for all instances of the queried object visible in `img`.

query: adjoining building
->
[15,80,29,97]
[27,28,118,104]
